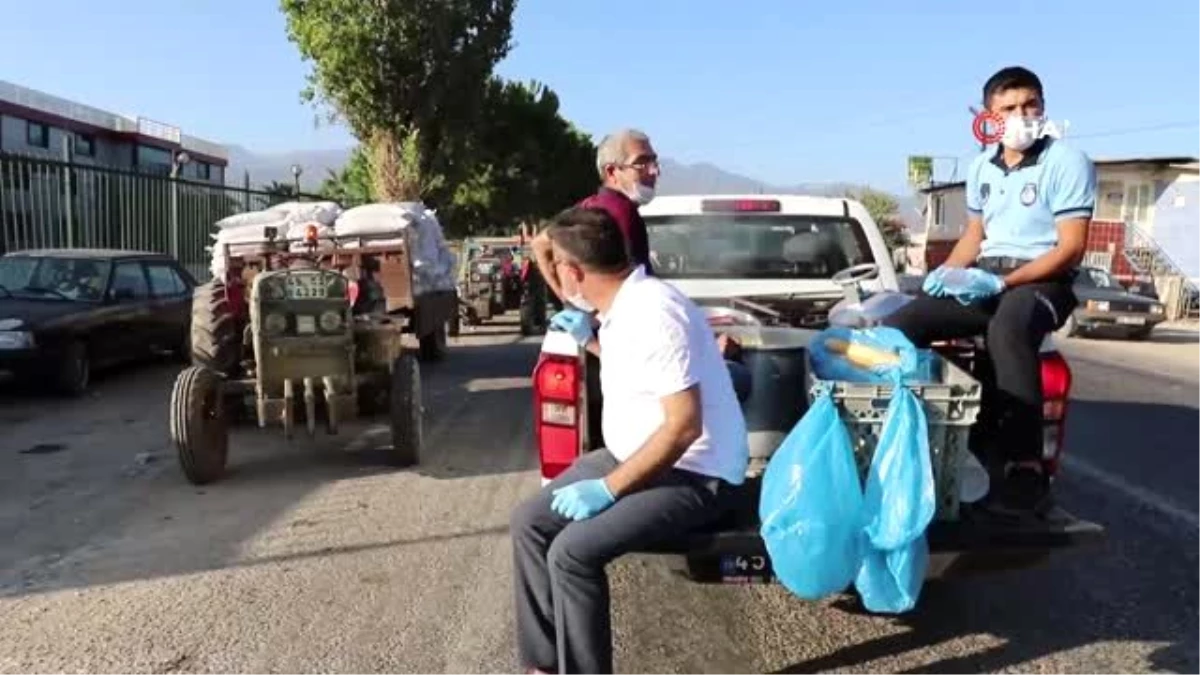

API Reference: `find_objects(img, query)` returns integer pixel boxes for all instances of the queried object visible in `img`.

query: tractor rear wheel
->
[190,280,240,376]
[387,352,423,467]
[170,365,229,485]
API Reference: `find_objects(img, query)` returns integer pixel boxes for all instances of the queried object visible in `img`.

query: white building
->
[0,79,228,183]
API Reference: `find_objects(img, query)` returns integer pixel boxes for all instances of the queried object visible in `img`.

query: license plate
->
[296,315,316,334]
[1117,316,1146,325]
[719,554,773,583]
[286,274,327,299]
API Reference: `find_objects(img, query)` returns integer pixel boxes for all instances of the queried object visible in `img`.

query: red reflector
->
[536,358,578,400]
[1039,351,1072,476]
[701,198,781,213]
[1040,351,1071,400]
[533,354,583,480]
[539,425,578,480]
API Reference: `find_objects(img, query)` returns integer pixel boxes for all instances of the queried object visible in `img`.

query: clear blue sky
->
[1,0,1197,193]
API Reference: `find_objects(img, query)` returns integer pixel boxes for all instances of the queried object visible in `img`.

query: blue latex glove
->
[922,267,949,297]
[549,309,594,346]
[551,479,616,521]
[940,268,1006,305]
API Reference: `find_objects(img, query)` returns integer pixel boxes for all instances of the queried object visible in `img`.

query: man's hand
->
[551,479,616,521]
[549,309,594,346]
[531,229,565,301]
[939,267,1006,304]
[922,267,950,297]
[716,333,742,361]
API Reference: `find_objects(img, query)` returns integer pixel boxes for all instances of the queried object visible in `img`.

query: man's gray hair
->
[595,128,650,178]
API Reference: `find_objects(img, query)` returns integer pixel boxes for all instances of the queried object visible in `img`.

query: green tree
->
[280,0,517,201]
[443,78,595,234]
[318,78,599,239]
[319,148,374,205]
[846,187,910,254]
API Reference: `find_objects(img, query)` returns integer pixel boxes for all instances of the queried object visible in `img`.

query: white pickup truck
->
[530,194,1104,589]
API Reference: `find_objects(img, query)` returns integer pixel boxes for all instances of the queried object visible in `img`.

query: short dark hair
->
[544,206,631,274]
[983,66,1044,105]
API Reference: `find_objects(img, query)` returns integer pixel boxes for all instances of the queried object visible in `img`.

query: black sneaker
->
[982,466,1052,518]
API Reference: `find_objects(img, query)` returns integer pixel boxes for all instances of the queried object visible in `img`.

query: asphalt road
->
[0,318,1195,674]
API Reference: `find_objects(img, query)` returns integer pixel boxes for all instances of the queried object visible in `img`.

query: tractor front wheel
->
[387,352,423,467]
[170,365,230,485]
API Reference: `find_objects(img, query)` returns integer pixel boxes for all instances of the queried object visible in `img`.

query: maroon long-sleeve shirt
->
[577,187,655,276]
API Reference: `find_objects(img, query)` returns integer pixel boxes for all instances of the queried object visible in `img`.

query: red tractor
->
[170,223,459,485]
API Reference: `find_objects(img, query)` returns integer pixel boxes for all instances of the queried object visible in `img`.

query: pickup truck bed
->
[636,476,1106,584]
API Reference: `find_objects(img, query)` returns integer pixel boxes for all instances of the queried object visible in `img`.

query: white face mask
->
[1001,114,1043,151]
[567,292,596,313]
[625,182,656,205]
[561,272,595,313]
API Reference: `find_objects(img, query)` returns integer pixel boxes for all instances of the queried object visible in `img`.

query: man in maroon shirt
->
[531,128,660,299]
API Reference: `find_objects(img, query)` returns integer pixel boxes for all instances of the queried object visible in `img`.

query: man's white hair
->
[595,128,650,178]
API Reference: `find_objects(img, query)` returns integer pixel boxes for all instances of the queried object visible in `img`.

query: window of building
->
[75,134,95,157]
[1122,182,1155,227]
[1097,180,1124,221]
[26,121,49,148]
[195,161,211,180]
[135,144,174,174]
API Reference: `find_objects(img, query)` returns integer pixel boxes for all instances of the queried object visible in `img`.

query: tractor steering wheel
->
[830,263,880,288]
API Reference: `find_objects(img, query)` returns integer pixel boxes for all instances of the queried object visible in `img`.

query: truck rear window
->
[644,215,874,279]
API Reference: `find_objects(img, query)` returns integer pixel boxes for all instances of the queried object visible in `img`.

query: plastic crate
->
[805,351,983,521]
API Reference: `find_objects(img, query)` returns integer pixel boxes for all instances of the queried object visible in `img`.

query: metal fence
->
[0,152,325,280]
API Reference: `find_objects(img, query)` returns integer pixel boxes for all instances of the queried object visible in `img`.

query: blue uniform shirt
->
[966,138,1097,261]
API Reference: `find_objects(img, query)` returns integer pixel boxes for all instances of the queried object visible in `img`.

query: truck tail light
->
[1040,351,1072,475]
[533,353,582,481]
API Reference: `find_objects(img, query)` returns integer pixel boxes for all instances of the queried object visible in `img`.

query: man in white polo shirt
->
[510,206,749,675]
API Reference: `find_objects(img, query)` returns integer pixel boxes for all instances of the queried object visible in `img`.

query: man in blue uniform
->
[884,66,1096,515]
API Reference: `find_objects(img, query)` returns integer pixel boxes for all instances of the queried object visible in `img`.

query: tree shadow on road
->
[0,337,541,601]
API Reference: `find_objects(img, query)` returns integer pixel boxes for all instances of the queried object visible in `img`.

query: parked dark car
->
[1060,266,1166,340]
[0,249,197,395]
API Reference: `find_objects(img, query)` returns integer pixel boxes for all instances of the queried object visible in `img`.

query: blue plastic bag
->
[808,326,935,384]
[828,291,915,329]
[853,382,937,614]
[759,386,864,600]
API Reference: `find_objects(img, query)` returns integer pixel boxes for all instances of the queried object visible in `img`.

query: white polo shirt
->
[596,266,749,485]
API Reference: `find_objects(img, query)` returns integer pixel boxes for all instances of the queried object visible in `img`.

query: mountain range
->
[224,145,925,233]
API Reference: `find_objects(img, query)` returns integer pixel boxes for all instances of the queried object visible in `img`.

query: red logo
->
[972,110,1005,144]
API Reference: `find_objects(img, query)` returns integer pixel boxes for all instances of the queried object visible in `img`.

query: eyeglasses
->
[614,158,660,172]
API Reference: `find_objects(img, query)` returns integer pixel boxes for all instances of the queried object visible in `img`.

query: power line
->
[1066,121,1199,139]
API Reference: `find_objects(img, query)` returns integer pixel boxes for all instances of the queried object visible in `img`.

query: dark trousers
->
[510,449,726,674]
[882,261,1078,463]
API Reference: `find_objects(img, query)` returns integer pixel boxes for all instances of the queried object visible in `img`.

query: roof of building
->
[918,154,1200,193]
[0,79,228,166]
[3,248,173,260]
